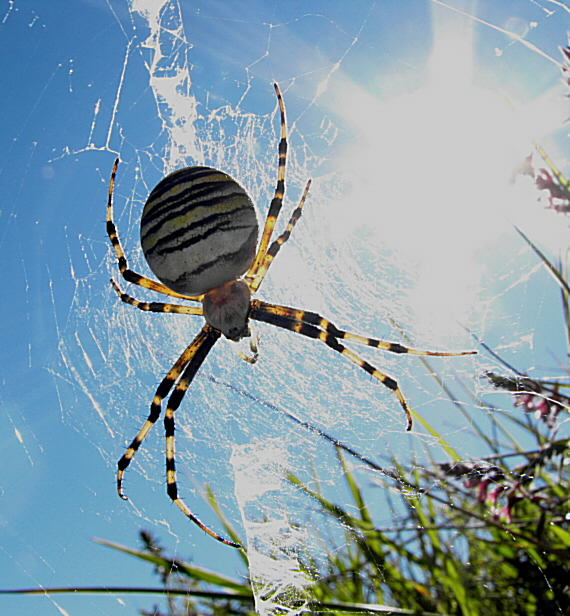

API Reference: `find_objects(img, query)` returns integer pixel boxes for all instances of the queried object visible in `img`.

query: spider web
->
[2,1,570,615]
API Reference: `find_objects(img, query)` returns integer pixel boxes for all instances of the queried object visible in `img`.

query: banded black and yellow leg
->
[110,280,203,316]
[246,83,288,281]
[161,326,240,547]
[252,301,477,357]
[250,309,416,431]
[106,158,204,302]
[249,179,312,293]
[117,336,204,500]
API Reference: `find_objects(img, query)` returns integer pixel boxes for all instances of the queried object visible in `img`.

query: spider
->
[106,83,476,549]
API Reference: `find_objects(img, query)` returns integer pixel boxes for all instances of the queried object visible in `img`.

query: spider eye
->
[140,166,259,296]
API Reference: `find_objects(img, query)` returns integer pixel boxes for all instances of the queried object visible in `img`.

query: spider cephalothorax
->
[202,280,252,341]
[107,83,475,548]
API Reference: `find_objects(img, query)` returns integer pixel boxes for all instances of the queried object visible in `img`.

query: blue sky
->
[1,1,569,614]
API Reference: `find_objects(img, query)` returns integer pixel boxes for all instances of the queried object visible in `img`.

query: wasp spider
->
[106,84,476,548]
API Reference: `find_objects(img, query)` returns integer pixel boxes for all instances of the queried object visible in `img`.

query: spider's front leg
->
[118,324,238,547]
[161,326,241,547]
[234,325,260,364]
[250,301,476,431]
[117,336,204,499]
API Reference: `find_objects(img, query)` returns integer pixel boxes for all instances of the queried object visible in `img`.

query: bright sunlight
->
[326,13,565,339]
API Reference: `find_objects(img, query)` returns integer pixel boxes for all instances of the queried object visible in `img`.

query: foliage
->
[88,378,569,616]
[5,389,567,615]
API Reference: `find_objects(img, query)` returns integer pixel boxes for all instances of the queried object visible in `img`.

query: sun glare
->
[326,20,564,340]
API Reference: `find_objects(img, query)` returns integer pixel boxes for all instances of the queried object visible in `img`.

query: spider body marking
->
[107,83,476,549]
[141,166,259,297]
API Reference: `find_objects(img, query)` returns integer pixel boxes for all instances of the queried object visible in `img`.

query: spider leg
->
[117,335,205,500]
[250,307,418,431]
[245,84,288,281]
[249,179,311,293]
[110,280,203,316]
[118,324,237,547]
[106,158,202,303]
[161,326,241,547]
[235,324,259,364]
[252,301,476,356]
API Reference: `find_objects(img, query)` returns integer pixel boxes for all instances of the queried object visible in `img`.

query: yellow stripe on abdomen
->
[141,166,259,297]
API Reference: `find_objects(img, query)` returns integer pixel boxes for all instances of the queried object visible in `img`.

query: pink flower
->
[487,484,507,507]
[476,479,490,503]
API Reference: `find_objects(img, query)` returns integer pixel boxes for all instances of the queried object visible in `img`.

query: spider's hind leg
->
[246,84,288,281]
[107,158,203,302]
[110,280,203,316]
[248,179,311,293]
